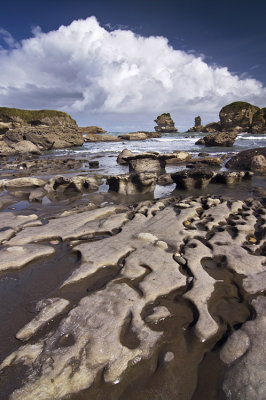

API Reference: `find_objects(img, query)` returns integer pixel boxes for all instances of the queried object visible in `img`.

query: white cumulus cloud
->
[0,16,266,130]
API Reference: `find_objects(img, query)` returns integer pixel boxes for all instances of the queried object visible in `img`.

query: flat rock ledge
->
[0,195,265,400]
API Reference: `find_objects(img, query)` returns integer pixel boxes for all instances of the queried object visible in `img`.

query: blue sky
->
[0,0,266,131]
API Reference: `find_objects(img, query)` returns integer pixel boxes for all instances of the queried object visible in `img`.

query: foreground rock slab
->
[0,196,265,400]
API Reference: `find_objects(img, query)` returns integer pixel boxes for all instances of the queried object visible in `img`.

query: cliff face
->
[0,107,78,129]
[154,113,178,133]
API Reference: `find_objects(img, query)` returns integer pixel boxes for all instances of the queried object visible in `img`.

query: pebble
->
[156,240,168,249]
[164,352,174,362]
[173,254,187,266]
[50,240,59,245]
[183,220,191,226]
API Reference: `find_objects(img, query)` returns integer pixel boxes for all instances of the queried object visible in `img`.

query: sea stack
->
[154,113,178,133]
[187,115,204,132]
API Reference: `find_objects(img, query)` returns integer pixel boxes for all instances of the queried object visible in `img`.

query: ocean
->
[43,131,265,201]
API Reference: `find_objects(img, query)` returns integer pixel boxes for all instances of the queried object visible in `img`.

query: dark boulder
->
[211,171,253,185]
[225,147,266,173]
[107,173,156,195]
[117,149,135,165]
[195,131,238,147]
[89,161,99,168]
[171,168,214,190]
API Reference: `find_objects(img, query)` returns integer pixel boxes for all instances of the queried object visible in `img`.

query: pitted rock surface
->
[0,196,265,400]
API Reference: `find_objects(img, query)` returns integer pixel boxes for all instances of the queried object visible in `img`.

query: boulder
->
[128,157,165,173]
[0,140,17,156]
[211,171,253,185]
[219,101,260,132]
[226,147,266,173]
[122,151,192,173]
[78,126,107,134]
[154,113,178,133]
[2,177,46,188]
[29,188,45,203]
[117,149,135,165]
[195,131,238,147]
[44,175,101,194]
[157,173,174,186]
[10,140,41,155]
[89,161,99,168]
[250,155,266,173]
[171,168,214,190]
[0,122,11,134]
[165,151,191,164]
[107,173,156,195]
[186,156,222,167]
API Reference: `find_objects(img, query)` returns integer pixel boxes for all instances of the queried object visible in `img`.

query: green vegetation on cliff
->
[0,107,77,126]
[155,113,171,120]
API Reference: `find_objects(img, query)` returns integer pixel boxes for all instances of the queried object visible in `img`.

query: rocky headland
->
[0,107,84,155]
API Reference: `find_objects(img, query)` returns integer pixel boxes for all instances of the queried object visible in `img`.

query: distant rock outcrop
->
[154,113,178,133]
[118,131,161,141]
[83,133,121,142]
[187,116,204,133]
[219,102,261,133]
[189,102,266,134]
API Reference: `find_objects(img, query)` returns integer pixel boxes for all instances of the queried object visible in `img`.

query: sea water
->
[50,132,266,178]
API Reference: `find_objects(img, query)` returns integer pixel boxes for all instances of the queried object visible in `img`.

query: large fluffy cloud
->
[0,16,266,130]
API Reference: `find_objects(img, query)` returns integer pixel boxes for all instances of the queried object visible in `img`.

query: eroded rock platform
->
[0,194,265,400]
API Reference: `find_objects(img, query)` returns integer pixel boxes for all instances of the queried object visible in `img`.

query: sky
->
[0,0,266,131]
